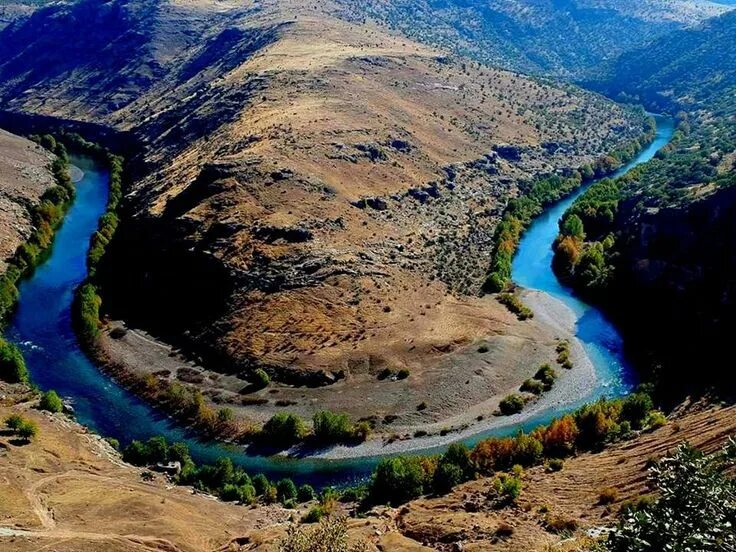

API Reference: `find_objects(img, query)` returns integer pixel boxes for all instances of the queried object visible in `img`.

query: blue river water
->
[5,118,674,487]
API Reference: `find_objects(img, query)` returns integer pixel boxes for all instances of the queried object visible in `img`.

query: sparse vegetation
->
[497,293,533,320]
[39,390,63,413]
[499,393,525,415]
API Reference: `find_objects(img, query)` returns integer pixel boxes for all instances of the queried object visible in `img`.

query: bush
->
[546,458,564,472]
[645,410,667,430]
[494,474,522,504]
[301,505,326,524]
[499,394,525,415]
[238,484,256,505]
[5,413,25,430]
[297,484,316,503]
[253,474,270,496]
[621,392,654,429]
[313,410,355,444]
[261,413,306,447]
[276,478,298,504]
[39,390,63,413]
[599,487,619,505]
[252,368,270,389]
[433,462,464,494]
[74,283,102,343]
[520,379,544,395]
[0,338,29,384]
[396,368,410,380]
[497,293,533,320]
[280,516,370,551]
[534,364,557,389]
[17,419,39,441]
[534,415,579,457]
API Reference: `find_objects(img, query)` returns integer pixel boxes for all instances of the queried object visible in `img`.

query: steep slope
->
[0,129,54,272]
[592,9,736,110]
[0,0,649,433]
[332,0,731,78]
[555,12,736,397]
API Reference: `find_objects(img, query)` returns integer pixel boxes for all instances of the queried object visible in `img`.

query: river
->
[6,117,674,487]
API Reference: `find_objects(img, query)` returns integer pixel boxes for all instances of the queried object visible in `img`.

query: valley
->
[0,0,735,550]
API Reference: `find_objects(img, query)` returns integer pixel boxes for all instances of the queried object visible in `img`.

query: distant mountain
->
[333,0,731,78]
[592,9,736,111]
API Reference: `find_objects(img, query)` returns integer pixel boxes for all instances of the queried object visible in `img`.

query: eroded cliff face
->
[0,0,647,388]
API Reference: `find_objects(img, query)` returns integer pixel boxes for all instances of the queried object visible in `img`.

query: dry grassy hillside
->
[0,0,647,432]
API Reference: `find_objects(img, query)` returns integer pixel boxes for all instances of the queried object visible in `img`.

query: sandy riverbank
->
[301,289,597,459]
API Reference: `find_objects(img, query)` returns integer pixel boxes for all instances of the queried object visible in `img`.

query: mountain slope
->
[592,9,736,109]
[555,12,736,396]
[0,0,649,432]
[332,0,731,78]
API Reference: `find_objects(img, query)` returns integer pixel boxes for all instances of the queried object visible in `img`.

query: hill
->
[331,0,731,78]
[592,9,736,110]
[0,0,650,436]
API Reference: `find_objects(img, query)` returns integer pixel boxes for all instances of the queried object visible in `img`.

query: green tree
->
[606,440,736,551]
[0,338,29,383]
[39,390,63,413]
[561,214,585,239]
[277,478,298,504]
[369,457,427,506]
[261,413,306,447]
[17,420,38,441]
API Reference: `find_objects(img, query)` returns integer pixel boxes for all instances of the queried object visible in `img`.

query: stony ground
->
[0,129,53,271]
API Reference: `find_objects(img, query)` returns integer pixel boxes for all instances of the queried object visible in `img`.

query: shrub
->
[396,368,410,380]
[546,458,564,472]
[313,411,354,444]
[297,484,316,503]
[301,505,326,523]
[499,394,525,415]
[599,487,619,505]
[621,392,654,429]
[606,441,736,551]
[251,474,270,496]
[5,413,24,430]
[252,368,270,389]
[261,413,306,447]
[279,516,370,551]
[238,484,257,504]
[494,474,522,504]
[534,415,579,457]
[534,364,557,389]
[0,338,29,383]
[497,293,533,320]
[39,390,63,413]
[645,410,667,430]
[433,462,464,494]
[17,419,39,441]
[74,283,102,343]
[520,379,544,395]
[545,514,579,535]
[220,483,241,502]
[276,478,298,504]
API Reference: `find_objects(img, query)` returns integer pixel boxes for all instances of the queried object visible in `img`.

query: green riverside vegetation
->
[484,119,656,294]
[0,135,75,326]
